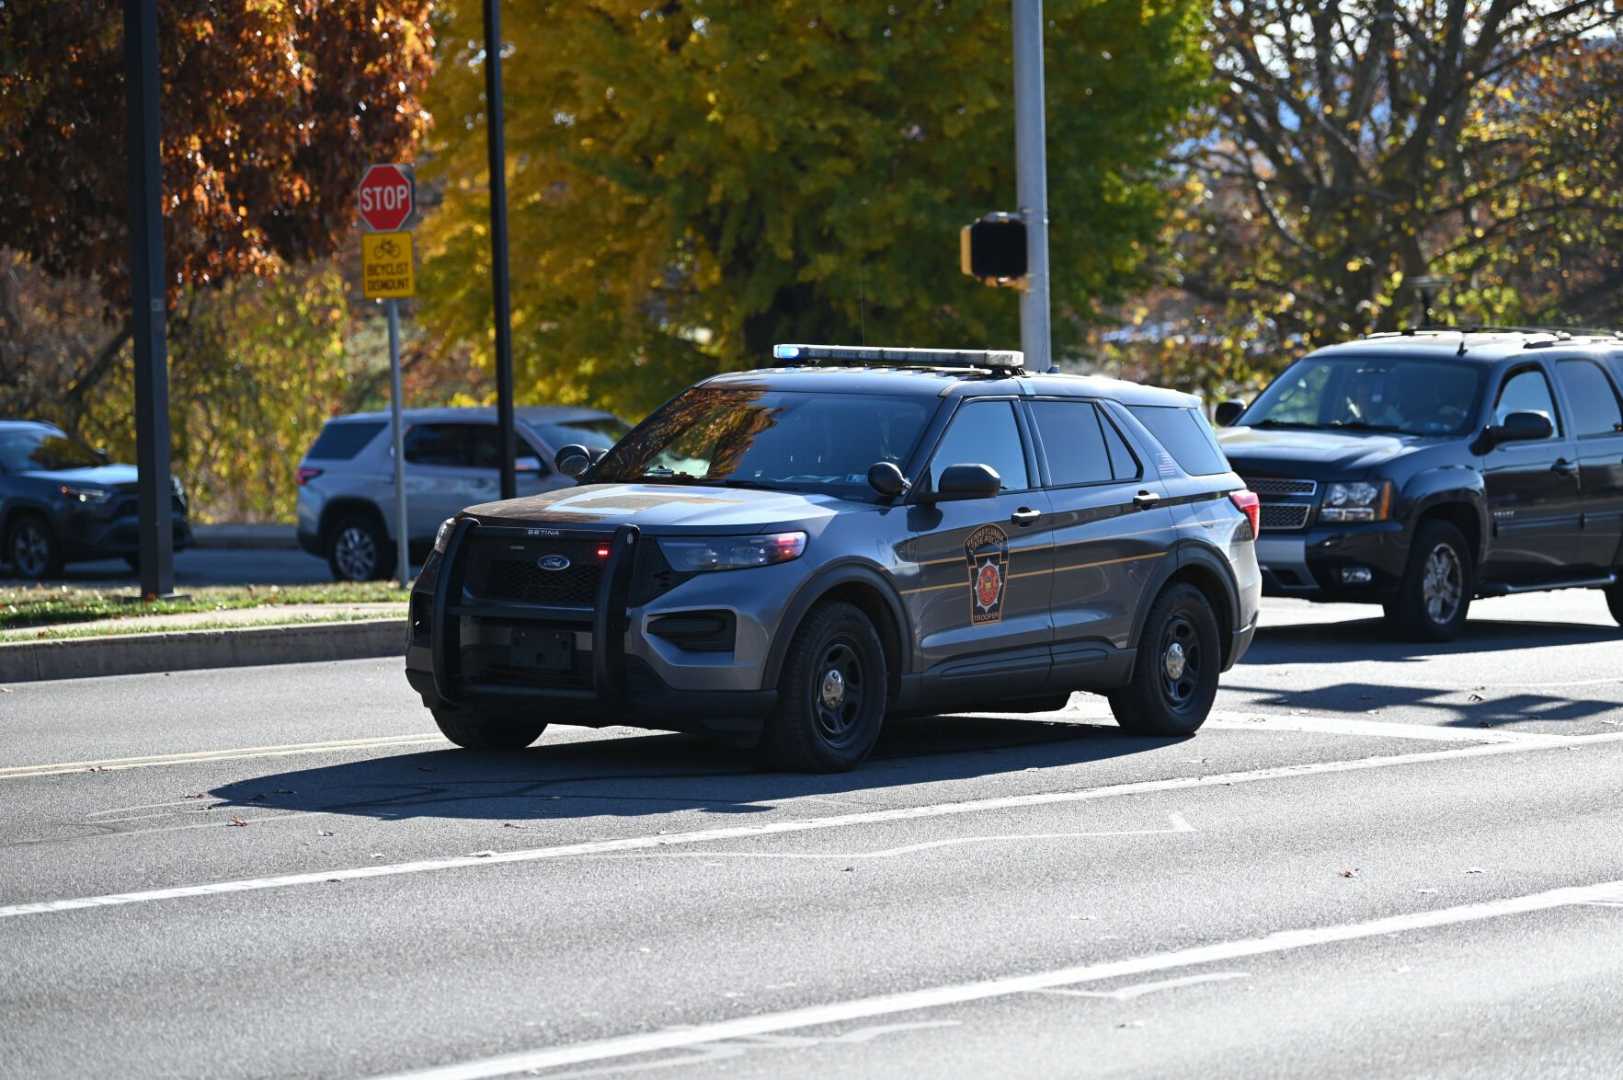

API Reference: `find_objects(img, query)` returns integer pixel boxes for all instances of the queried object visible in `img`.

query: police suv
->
[407,345,1262,771]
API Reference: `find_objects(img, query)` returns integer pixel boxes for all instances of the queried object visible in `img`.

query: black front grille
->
[1243,476,1317,498]
[1260,503,1312,530]
[480,558,602,606]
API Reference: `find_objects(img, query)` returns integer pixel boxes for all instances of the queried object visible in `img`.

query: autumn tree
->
[419,0,1209,416]
[1153,1,1622,394]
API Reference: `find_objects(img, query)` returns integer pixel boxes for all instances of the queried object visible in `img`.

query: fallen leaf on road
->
[184,793,205,799]
[1117,1021,1145,1029]
[468,850,498,858]
[1465,867,1486,874]
[502,822,528,830]
[227,817,248,827]
[371,853,385,859]
[1467,693,1486,703]
[1417,888,1438,895]
[317,830,334,836]
[1340,868,1360,878]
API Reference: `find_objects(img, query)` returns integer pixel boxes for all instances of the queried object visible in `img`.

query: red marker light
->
[296,467,323,486]
[1229,489,1260,536]
[596,545,611,560]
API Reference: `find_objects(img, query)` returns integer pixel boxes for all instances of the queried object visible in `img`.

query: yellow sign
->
[362,231,415,299]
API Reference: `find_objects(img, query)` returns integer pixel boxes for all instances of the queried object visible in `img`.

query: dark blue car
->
[0,421,191,579]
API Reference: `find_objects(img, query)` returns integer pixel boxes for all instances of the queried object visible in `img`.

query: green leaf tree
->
[419,0,1208,416]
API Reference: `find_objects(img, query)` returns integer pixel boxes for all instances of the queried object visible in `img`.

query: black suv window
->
[1556,360,1623,437]
[307,421,385,461]
[930,400,1028,491]
[1494,369,1561,436]
[1128,406,1229,476]
[1030,401,1113,486]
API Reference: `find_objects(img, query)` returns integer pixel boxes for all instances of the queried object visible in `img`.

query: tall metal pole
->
[386,299,409,588]
[1012,0,1052,373]
[483,0,517,501]
[124,0,174,597]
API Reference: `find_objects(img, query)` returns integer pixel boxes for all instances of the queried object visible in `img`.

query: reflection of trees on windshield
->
[1247,359,1483,436]
[0,431,102,473]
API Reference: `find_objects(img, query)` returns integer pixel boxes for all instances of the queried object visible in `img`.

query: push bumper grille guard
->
[430,518,641,707]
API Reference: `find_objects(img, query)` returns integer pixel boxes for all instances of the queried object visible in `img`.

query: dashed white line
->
[4,732,1621,921]
[0,734,444,779]
[364,878,1623,1080]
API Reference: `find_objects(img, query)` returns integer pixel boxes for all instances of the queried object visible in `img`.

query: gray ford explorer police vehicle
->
[406,345,1262,771]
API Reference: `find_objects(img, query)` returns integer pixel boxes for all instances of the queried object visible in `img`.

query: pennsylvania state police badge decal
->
[964,524,1010,625]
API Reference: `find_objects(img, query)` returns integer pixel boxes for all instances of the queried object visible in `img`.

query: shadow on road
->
[1244,615,1619,665]
[208,713,1179,823]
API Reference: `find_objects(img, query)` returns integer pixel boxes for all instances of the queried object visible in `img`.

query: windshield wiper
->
[1326,420,1404,433]
[1249,419,1319,429]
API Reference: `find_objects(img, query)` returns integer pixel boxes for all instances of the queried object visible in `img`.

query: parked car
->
[1215,328,1623,639]
[296,406,631,581]
[0,420,192,580]
[406,344,1262,770]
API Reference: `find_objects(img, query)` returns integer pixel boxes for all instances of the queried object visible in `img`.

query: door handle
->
[1133,490,1162,509]
[1010,507,1042,526]
[1552,459,1578,477]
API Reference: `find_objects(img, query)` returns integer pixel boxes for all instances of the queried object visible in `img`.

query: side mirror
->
[554,444,592,478]
[515,455,542,474]
[866,461,910,498]
[1485,411,1554,449]
[932,463,1002,502]
[1214,400,1246,428]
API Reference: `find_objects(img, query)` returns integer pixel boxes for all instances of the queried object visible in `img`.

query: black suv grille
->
[481,558,602,606]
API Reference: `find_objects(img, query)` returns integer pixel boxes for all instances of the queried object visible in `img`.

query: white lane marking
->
[5,733,1623,921]
[604,812,1194,861]
[1035,971,1251,1000]
[0,734,445,779]
[1200,713,1567,745]
[367,879,1623,1080]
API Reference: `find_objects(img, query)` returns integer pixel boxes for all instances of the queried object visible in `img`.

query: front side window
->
[928,401,1029,492]
[1555,360,1623,437]
[1495,369,1561,436]
[592,388,935,499]
[1244,356,1484,436]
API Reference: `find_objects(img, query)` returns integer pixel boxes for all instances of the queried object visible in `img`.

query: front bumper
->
[406,519,780,735]
[1255,521,1410,601]
[57,503,192,560]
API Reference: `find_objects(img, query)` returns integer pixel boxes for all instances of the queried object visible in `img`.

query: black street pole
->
[124,0,174,597]
[483,0,517,501]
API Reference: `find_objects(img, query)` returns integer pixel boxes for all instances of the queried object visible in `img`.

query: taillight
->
[296,466,323,486]
[1229,489,1260,536]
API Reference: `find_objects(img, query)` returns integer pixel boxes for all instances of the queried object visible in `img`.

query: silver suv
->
[296,406,629,581]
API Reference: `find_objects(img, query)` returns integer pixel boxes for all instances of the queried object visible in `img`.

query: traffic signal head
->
[960,213,1027,286]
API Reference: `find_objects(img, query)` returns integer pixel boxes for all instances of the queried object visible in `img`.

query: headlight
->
[658,532,807,573]
[434,517,457,553]
[1320,481,1391,523]
[58,484,111,504]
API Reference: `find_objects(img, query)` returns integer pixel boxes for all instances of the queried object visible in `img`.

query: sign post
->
[1012,0,1051,372]
[358,163,417,588]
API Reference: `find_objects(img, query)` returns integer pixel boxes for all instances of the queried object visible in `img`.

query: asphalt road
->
[2,592,1621,1078]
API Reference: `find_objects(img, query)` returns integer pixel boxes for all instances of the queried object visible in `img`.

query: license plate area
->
[460,619,592,687]
[513,627,574,671]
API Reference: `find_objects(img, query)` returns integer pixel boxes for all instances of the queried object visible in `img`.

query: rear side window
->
[1030,401,1113,486]
[306,421,384,461]
[1127,406,1230,477]
[1556,360,1623,437]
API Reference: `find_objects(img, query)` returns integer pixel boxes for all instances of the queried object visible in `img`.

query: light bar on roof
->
[772,343,1024,372]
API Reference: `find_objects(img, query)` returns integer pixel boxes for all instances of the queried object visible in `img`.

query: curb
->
[192,524,299,550]
[0,619,405,684]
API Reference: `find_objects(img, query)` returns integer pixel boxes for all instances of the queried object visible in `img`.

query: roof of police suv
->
[703,365,1199,407]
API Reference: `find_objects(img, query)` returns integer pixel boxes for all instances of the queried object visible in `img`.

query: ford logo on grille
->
[537,554,572,572]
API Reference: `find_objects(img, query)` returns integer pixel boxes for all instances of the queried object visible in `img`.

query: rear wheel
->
[1109,583,1220,737]
[327,514,390,581]
[1606,583,1623,628]
[1384,520,1472,642]
[431,705,547,751]
[6,514,62,580]
[760,602,888,772]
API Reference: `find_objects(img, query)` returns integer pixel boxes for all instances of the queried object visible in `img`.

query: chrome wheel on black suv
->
[1385,520,1473,642]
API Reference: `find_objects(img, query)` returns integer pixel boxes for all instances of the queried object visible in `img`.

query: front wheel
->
[327,514,391,582]
[1606,583,1623,629]
[759,602,888,772]
[1384,521,1473,642]
[1109,583,1221,737]
[6,514,62,580]
[431,706,547,751]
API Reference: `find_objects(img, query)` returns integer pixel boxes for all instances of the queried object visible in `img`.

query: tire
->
[1606,583,1623,629]
[431,705,547,750]
[1383,520,1473,642]
[759,601,888,772]
[5,513,63,580]
[326,513,391,582]
[1108,583,1221,737]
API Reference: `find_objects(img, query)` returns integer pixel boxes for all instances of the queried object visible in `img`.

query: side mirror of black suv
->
[1480,410,1554,450]
[931,463,1002,502]
[555,444,592,478]
[1214,400,1247,427]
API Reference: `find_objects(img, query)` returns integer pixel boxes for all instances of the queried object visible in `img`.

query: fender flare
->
[760,559,914,691]
[1125,538,1243,663]
[1404,476,1490,565]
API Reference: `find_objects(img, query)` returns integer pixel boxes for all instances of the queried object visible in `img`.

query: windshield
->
[0,428,103,473]
[591,388,935,498]
[1243,355,1485,436]
[532,417,630,452]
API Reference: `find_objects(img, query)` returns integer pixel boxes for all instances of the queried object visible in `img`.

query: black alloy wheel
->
[1109,583,1221,737]
[6,514,62,580]
[762,601,888,772]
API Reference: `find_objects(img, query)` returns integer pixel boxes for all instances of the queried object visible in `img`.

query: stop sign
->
[357,163,415,231]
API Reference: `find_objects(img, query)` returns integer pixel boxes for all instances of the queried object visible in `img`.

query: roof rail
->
[772,343,1024,375]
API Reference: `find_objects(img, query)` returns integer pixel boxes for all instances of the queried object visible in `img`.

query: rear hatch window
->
[1128,406,1231,476]
[306,421,385,460]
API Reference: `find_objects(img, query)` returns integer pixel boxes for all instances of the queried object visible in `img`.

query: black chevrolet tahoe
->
[1214,329,1623,640]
